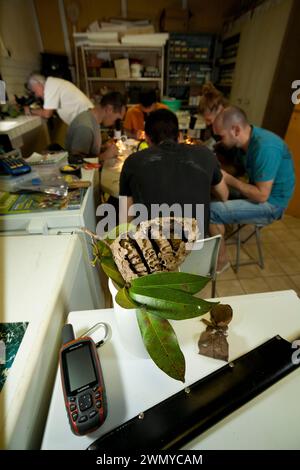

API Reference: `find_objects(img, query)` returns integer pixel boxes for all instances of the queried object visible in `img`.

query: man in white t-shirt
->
[25,74,93,125]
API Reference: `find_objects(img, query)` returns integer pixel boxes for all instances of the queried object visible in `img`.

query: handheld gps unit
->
[59,324,107,436]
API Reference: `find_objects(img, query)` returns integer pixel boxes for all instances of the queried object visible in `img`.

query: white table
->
[100,155,126,198]
[0,116,49,154]
[0,116,42,140]
[0,234,99,450]
[41,290,300,450]
[100,140,138,198]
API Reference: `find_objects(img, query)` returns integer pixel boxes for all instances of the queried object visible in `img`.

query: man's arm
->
[99,142,118,161]
[212,177,229,201]
[119,195,134,224]
[222,170,273,203]
[24,106,54,119]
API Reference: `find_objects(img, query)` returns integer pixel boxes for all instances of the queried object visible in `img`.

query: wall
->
[262,0,300,137]
[127,0,181,30]
[34,0,65,54]
[0,0,42,99]
[228,0,293,125]
[33,0,243,65]
[285,104,300,218]
[64,0,122,31]
[188,0,240,33]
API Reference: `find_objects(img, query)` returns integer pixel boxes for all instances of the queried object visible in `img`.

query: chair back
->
[179,234,222,280]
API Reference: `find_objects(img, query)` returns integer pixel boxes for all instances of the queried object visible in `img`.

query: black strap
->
[87,336,300,451]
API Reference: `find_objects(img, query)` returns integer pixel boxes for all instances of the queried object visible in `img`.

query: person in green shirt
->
[209,106,295,272]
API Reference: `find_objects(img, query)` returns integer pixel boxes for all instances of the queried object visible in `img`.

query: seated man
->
[65,92,126,161]
[209,106,295,271]
[119,108,228,236]
[123,88,167,139]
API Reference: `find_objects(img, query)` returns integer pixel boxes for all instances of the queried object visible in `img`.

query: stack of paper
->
[26,151,68,166]
[121,33,169,46]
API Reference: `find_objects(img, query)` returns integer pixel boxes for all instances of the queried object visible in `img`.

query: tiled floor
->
[200,214,300,299]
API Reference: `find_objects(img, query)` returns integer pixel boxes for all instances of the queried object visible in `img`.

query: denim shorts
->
[210,199,285,226]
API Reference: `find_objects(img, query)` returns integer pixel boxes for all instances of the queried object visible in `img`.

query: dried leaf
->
[198,328,229,361]
[198,304,233,361]
[210,304,233,327]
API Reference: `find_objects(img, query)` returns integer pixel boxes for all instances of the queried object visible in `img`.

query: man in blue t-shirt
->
[209,106,295,271]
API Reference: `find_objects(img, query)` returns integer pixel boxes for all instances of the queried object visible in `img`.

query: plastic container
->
[0,169,40,193]
[162,97,182,112]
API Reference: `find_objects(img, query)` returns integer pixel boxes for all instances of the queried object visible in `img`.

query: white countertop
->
[0,162,98,234]
[0,233,97,449]
[41,290,300,450]
[101,155,126,198]
[0,115,42,139]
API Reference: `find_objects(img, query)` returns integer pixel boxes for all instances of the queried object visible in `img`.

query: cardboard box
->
[114,58,130,79]
[161,7,190,32]
[100,68,116,78]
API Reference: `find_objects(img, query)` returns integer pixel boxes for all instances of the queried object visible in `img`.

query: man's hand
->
[221,169,273,203]
[24,105,31,116]
[221,169,237,186]
[136,129,145,140]
[100,142,119,161]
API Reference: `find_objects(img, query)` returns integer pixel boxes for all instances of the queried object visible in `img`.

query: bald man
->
[209,106,295,271]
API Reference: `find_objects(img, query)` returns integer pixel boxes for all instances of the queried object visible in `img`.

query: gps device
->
[60,324,107,436]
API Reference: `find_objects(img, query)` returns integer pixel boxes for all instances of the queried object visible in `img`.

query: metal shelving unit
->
[216,34,240,97]
[165,33,218,106]
[76,44,165,103]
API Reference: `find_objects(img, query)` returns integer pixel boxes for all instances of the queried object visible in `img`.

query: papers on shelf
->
[121,33,169,46]
[73,32,119,46]
[26,151,68,165]
[73,32,169,48]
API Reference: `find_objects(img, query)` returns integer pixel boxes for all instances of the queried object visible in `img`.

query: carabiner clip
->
[81,322,111,348]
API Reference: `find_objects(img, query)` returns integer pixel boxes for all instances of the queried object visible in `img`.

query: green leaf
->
[129,286,217,320]
[101,257,125,288]
[104,223,136,244]
[94,239,112,258]
[136,308,185,382]
[116,287,138,309]
[131,272,210,294]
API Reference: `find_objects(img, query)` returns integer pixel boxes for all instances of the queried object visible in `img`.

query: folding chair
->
[226,224,265,273]
[179,234,222,298]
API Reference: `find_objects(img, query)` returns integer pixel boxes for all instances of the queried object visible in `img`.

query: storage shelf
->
[169,58,212,64]
[82,45,163,53]
[166,33,218,102]
[87,77,161,82]
[219,57,237,66]
[169,82,204,87]
[77,43,165,100]
[216,33,240,96]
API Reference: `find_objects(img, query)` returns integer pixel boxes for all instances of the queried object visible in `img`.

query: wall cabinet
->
[76,44,165,103]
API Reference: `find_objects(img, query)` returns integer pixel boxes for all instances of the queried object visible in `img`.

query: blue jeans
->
[210,199,284,226]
